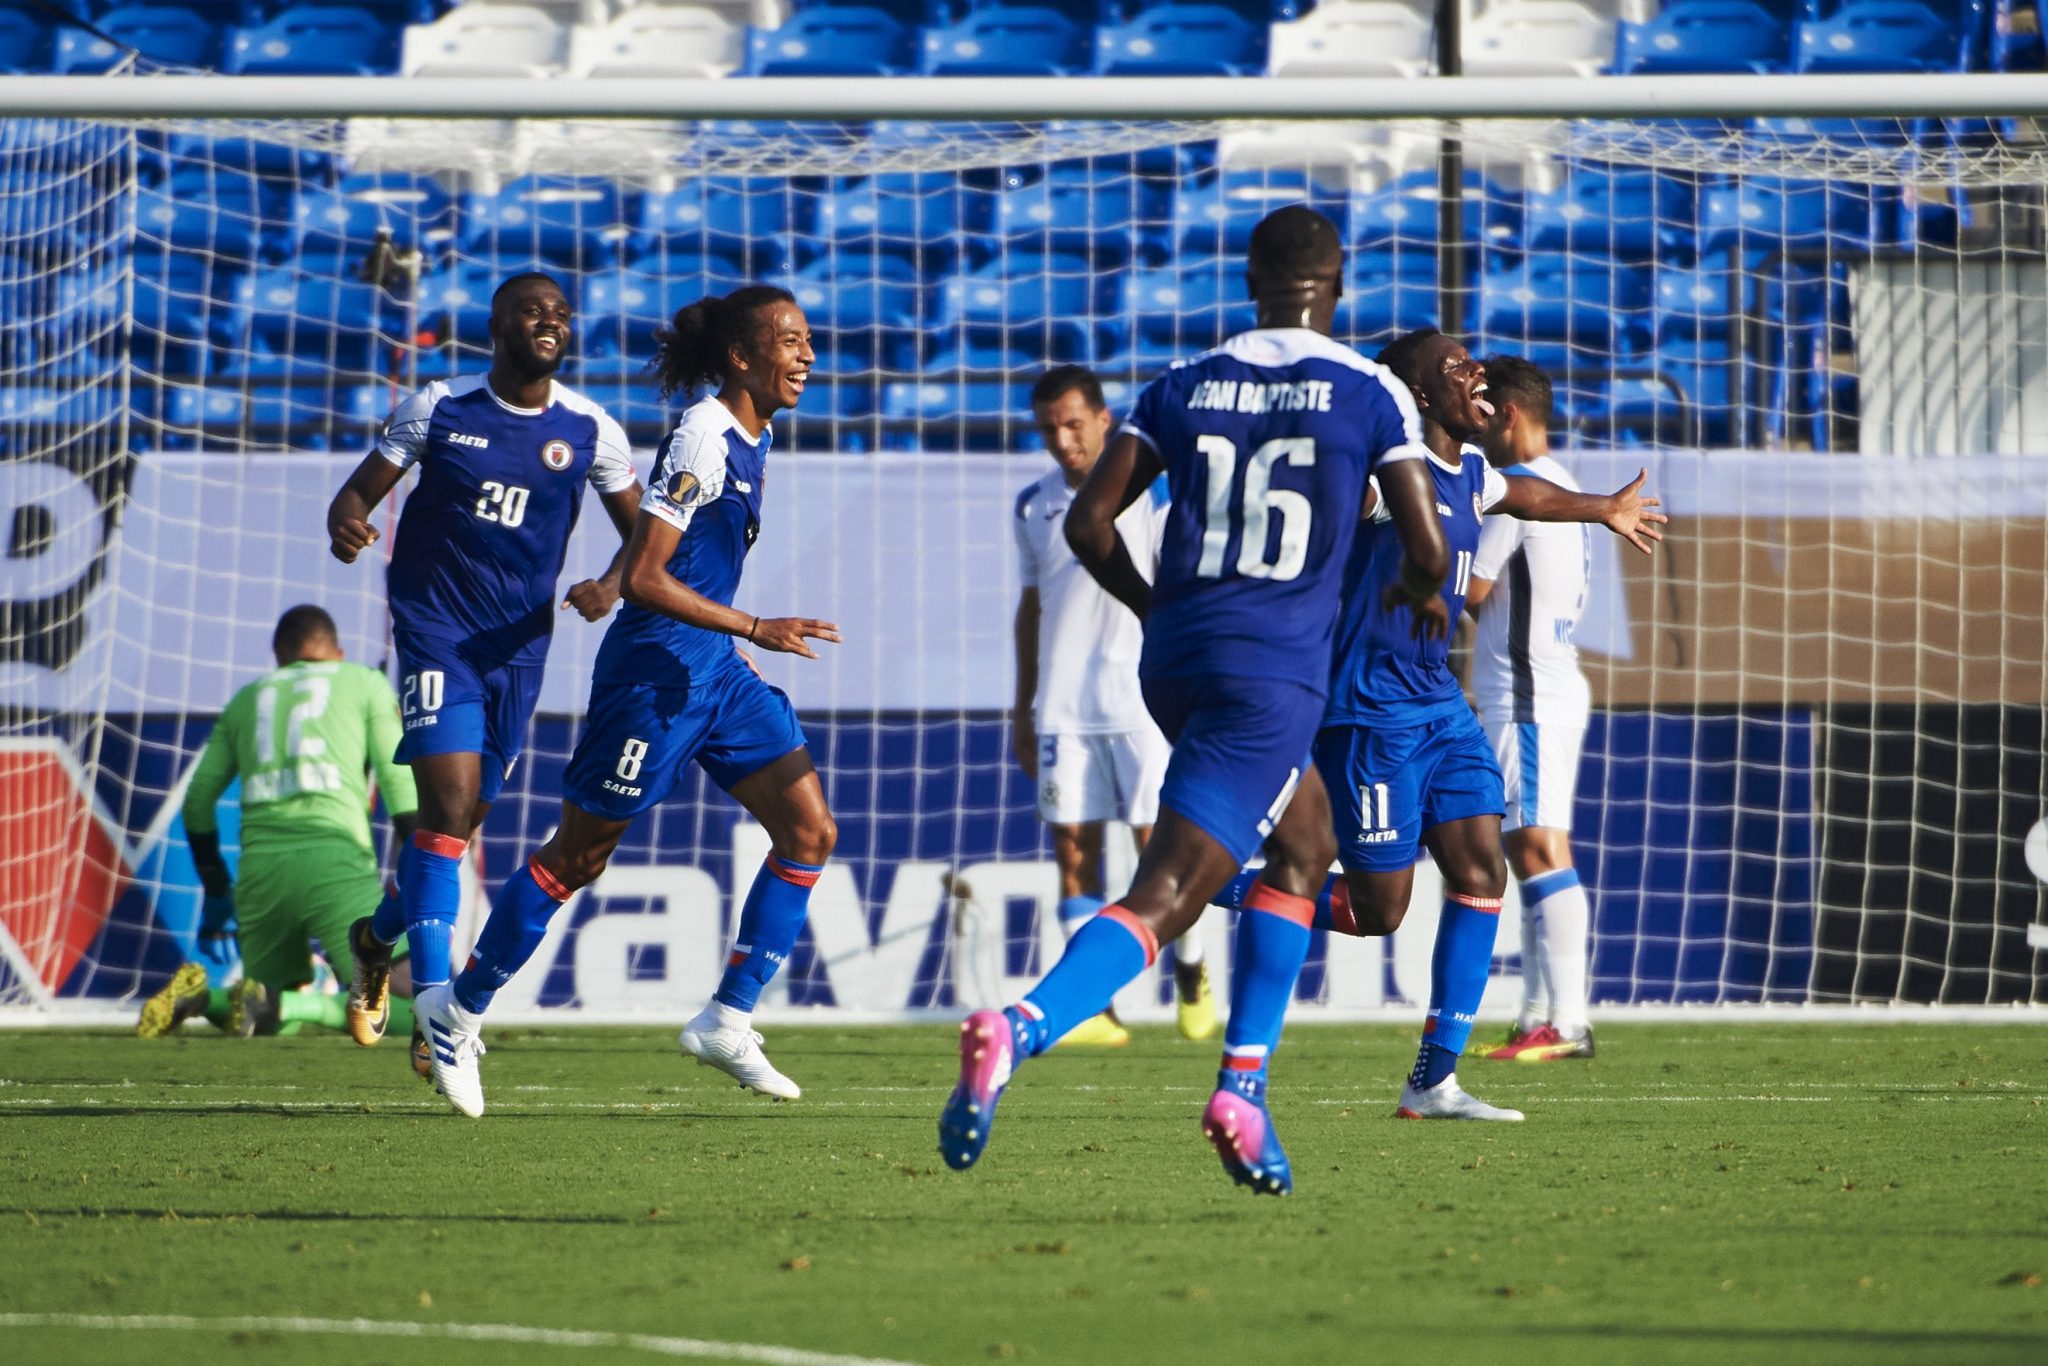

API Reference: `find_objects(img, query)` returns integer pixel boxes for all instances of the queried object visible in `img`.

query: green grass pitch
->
[2,1023,2044,1365]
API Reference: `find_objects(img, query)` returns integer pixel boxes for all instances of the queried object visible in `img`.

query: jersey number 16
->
[1194,436,1314,582]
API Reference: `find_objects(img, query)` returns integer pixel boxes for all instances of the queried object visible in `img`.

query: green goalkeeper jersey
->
[183,658,418,855]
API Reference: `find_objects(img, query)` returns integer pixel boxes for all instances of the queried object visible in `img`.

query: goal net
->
[3,88,2044,1021]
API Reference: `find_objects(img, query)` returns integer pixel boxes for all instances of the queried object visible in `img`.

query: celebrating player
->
[324,272,642,1065]
[1215,329,1663,1120]
[138,605,419,1040]
[1012,363,1216,1047]
[414,285,839,1118]
[940,206,1450,1194]
[1468,357,1599,1062]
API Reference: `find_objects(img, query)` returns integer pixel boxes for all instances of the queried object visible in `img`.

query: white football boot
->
[1396,1072,1524,1121]
[680,1004,801,1100]
[416,983,487,1118]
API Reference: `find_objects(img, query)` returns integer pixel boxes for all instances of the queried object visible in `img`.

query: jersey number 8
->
[616,737,648,782]
[1195,436,1314,582]
[475,481,530,528]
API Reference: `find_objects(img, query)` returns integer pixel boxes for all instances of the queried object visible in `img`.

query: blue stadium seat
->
[462,177,631,270]
[993,170,1142,261]
[1116,261,1256,368]
[228,269,389,377]
[1173,170,1334,256]
[1336,250,1439,344]
[1794,0,1960,71]
[814,175,973,269]
[161,382,357,450]
[1479,258,1653,351]
[292,172,453,271]
[1524,168,1694,257]
[578,269,746,375]
[0,11,55,72]
[1696,176,1880,257]
[130,253,240,378]
[922,6,1090,74]
[133,181,267,263]
[790,253,923,371]
[0,387,123,458]
[225,6,399,75]
[56,7,221,72]
[633,178,792,274]
[1095,4,1266,75]
[1350,169,1517,249]
[1653,261,1741,342]
[744,7,913,75]
[932,255,1095,366]
[1614,1,1791,74]
[83,0,257,22]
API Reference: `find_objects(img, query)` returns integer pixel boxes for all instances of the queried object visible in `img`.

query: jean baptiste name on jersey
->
[1184,378,1336,414]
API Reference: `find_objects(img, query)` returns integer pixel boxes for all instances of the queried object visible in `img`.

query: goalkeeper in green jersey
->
[138,605,421,1039]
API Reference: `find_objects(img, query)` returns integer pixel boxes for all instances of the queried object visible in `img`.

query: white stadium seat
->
[568,6,743,78]
[457,0,613,25]
[617,0,790,29]
[1462,0,1614,77]
[1268,2,1436,80]
[402,5,569,78]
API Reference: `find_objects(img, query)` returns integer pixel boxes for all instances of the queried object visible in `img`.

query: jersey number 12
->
[1195,435,1314,582]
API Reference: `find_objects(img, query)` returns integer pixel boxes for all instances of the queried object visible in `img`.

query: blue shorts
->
[1141,672,1325,866]
[1314,708,1506,873]
[392,636,544,805]
[564,666,807,821]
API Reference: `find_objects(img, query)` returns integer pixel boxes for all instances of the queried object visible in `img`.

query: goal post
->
[2,74,2044,1024]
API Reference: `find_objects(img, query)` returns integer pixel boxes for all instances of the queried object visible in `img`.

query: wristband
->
[747,616,759,642]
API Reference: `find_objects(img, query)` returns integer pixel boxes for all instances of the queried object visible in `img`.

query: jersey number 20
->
[475,481,530,528]
[1195,435,1313,582]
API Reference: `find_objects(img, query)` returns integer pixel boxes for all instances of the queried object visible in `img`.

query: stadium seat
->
[1336,248,1439,344]
[292,172,455,271]
[55,6,222,73]
[632,177,792,274]
[1479,257,1653,350]
[412,262,516,358]
[225,6,400,74]
[1117,261,1256,367]
[1613,0,1791,73]
[789,253,922,370]
[934,256,1095,362]
[1696,175,1881,257]
[1652,260,1741,343]
[0,11,56,73]
[461,176,631,269]
[1462,0,1613,76]
[1793,0,1961,71]
[813,174,972,270]
[744,6,913,75]
[1523,167,1694,256]
[1267,2,1434,78]
[1095,4,1267,75]
[133,181,267,264]
[921,6,1090,75]
[992,171,1142,261]
[567,5,744,78]
[1350,168,1517,247]
[578,268,745,370]
[401,4,566,76]
[1173,169,1336,256]
[229,270,389,377]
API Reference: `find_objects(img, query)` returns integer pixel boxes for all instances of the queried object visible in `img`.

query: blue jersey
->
[1121,328,1428,695]
[378,374,636,668]
[1325,446,1509,727]
[594,396,768,688]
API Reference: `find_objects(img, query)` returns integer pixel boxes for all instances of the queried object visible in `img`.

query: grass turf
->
[2,1023,2044,1366]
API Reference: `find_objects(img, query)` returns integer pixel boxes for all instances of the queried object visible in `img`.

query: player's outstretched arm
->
[619,511,840,660]
[327,452,406,564]
[1375,458,1453,640]
[1496,469,1668,555]
[1065,432,1161,620]
[562,482,647,622]
[1012,587,1040,779]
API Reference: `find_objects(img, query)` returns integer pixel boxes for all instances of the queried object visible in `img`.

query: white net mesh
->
[2,105,2044,1019]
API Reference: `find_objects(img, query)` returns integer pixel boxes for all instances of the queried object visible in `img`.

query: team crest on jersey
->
[1473,491,1484,519]
[540,439,574,472]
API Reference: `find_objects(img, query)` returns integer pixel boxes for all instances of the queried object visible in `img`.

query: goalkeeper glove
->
[197,892,238,973]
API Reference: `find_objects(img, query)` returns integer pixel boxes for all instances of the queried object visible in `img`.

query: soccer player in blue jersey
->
[324,273,643,1070]
[415,285,839,1117]
[939,207,1453,1194]
[1217,328,1664,1121]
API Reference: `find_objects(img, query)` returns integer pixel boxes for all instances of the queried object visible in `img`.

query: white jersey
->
[1470,453,1593,726]
[1014,468,1168,735]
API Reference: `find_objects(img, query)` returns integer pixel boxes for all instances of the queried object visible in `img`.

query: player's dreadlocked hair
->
[1375,327,1445,392]
[272,603,338,659]
[650,285,799,399]
[1479,353,1554,427]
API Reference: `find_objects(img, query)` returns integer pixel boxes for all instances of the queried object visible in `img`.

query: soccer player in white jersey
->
[1011,365,1217,1046]
[1466,357,1598,1062]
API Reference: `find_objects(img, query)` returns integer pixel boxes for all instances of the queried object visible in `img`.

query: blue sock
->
[1017,908,1153,1055]
[1056,894,1105,935]
[714,854,823,1012]
[1221,881,1316,1081]
[451,857,569,1015]
[1213,870,1259,911]
[1220,871,1355,936]
[1410,892,1505,1089]
[403,831,466,989]
[368,878,405,945]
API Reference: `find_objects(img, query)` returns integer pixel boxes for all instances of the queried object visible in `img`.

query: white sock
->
[691,1000,750,1034]
[1534,880,1591,1038]
[1173,922,1206,969]
[1517,895,1546,1034]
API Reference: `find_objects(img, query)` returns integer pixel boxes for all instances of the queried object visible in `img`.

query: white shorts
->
[1484,718,1586,834]
[1035,727,1170,827]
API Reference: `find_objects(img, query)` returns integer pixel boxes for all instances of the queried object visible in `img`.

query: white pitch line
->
[0,1313,925,1366]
